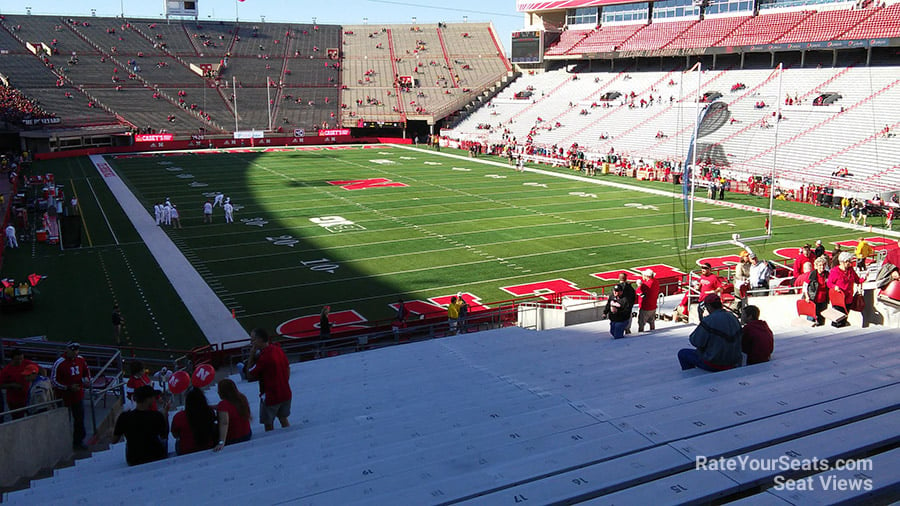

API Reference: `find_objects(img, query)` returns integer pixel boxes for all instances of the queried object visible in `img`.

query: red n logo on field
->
[328,178,408,190]
[430,293,489,312]
[590,269,640,283]
[500,279,592,302]
[276,310,369,339]
[389,293,489,318]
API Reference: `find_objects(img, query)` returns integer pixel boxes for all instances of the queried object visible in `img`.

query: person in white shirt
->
[154,203,162,225]
[203,200,213,223]
[224,200,234,224]
[163,202,172,226]
[213,192,224,207]
[5,224,17,248]
[170,205,182,229]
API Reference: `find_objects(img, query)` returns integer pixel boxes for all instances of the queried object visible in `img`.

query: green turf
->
[1,145,880,349]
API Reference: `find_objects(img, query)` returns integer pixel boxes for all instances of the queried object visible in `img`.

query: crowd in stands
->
[0,84,55,125]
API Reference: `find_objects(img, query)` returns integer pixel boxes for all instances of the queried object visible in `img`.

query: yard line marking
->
[86,178,119,246]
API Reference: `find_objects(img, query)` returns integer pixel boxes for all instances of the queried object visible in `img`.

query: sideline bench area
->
[5,319,899,504]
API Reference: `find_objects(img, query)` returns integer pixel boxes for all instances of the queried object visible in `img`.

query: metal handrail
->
[0,398,64,420]
[87,349,125,434]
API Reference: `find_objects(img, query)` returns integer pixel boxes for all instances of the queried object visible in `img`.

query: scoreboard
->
[511,31,542,64]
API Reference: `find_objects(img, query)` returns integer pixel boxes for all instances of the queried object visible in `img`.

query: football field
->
[1,145,866,348]
[106,145,854,338]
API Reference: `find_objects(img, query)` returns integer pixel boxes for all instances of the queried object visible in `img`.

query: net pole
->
[767,62,783,237]
[267,76,272,131]
[687,61,702,249]
[233,76,239,133]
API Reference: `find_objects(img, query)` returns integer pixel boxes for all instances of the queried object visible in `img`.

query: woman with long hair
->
[171,387,217,455]
[213,378,252,451]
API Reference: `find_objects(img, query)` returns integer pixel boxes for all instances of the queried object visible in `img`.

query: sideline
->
[88,155,248,347]
[391,145,900,240]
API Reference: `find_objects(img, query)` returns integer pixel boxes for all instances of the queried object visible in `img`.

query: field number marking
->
[569,192,597,198]
[302,258,340,274]
[241,217,269,227]
[267,235,300,247]
[694,217,736,227]
[624,203,659,211]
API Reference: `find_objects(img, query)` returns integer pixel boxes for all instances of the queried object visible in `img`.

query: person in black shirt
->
[112,385,170,466]
[319,305,331,338]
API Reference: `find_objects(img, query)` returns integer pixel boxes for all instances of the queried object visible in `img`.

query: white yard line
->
[85,178,119,245]
[88,155,248,347]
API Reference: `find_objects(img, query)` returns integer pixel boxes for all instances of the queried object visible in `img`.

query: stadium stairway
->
[6,315,899,505]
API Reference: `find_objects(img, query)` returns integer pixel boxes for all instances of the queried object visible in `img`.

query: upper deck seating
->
[715,11,814,46]
[616,20,697,52]
[571,24,644,53]
[774,8,875,43]
[839,3,900,39]
[545,28,593,56]
[664,15,751,49]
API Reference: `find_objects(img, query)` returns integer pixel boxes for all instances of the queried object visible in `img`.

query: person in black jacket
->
[617,273,637,334]
[604,284,634,339]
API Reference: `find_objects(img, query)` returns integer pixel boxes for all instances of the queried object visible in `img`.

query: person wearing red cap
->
[0,349,39,419]
[677,294,742,372]
[636,270,660,332]
[51,342,92,450]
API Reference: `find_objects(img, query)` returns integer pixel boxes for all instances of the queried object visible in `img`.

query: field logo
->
[328,178,408,190]
[388,293,489,319]
[591,265,686,296]
[500,279,592,303]
[277,310,369,339]
[310,216,366,233]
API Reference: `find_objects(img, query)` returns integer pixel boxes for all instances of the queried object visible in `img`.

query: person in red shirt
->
[171,387,217,455]
[214,378,252,451]
[697,263,722,298]
[124,360,154,410]
[741,305,774,365]
[246,328,292,431]
[0,349,39,419]
[51,341,92,450]
[792,244,815,283]
[636,269,660,332]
